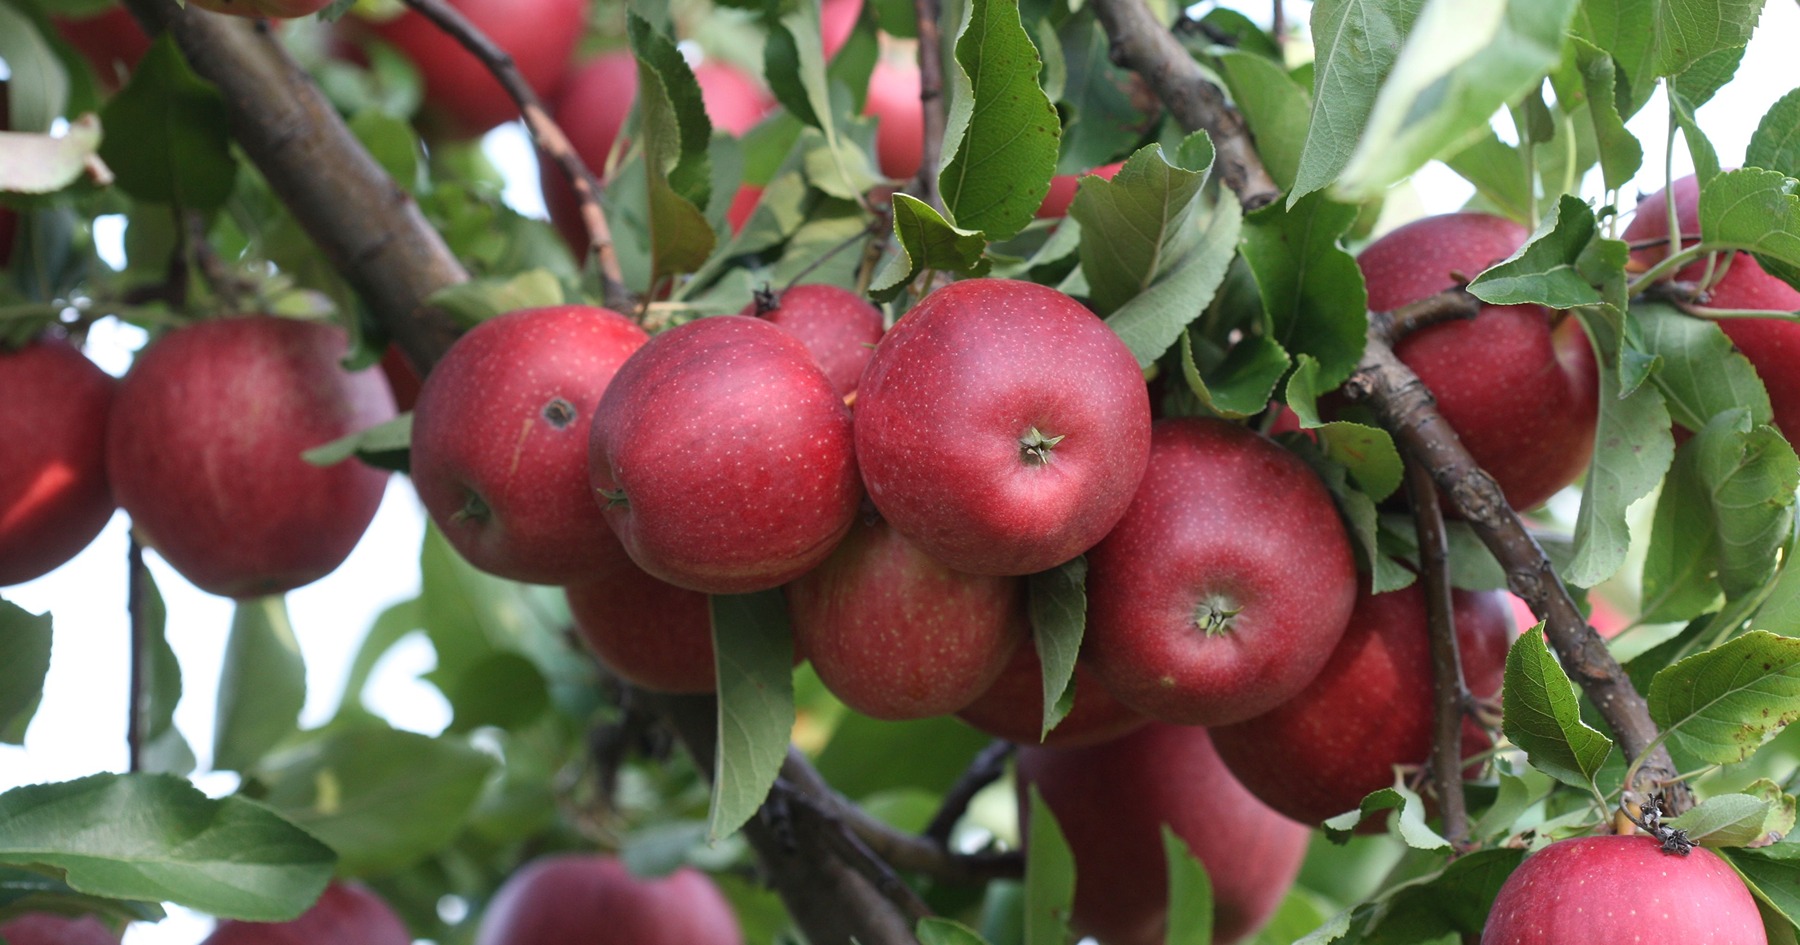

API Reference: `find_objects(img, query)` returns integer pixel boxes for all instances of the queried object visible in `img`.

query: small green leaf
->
[1284,355,1403,501]
[1648,0,1766,80]
[132,564,194,776]
[1699,168,1800,278]
[813,714,992,799]
[1024,786,1075,945]
[1322,784,1448,849]
[1648,630,1800,766]
[1240,193,1367,389]
[1724,847,1800,931]
[1104,199,1242,367]
[211,596,305,773]
[1670,43,1745,108]
[1671,88,1722,188]
[938,0,1062,242]
[1748,88,1800,179]
[1756,554,1800,636]
[1443,131,1532,222]
[426,270,566,328]
[334,596,421,718]
[0,599,52,745]
[1071,135,1216,316]
[1467,195,1627,311]
[444,652,549,733]
[1180,330,1290,420]
[1053,9,1151,175]
[919,917,993,945]
[98,37,236,211]
[0,1,69,132]
[345,108,420,189]
[1358,848,1527,942]
[301,412,413,473]
[1215,51,1310,191]
[1691,409,1800,598]
[1641,439,1725,624]
[1162,826,1214,945]
[630,13,717,288]
[707,589,796,842]
[1665,788,1797,848]
[1501,628,1615,789]
[1565,37,1643,193]
[1631,303,1773,433]
[869,194,989,302]
[1289,0,1428,204]
[0,866,165,924]
[1028,557,1086,738]
[0,773,334,921]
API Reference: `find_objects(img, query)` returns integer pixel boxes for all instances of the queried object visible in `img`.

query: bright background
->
[3,1,1798,941]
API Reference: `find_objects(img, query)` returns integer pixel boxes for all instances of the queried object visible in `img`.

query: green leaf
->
[444,652,549,733]
[813,714,992,798]
[0,773,334,920]
[938,0,1061,242]
[1726,847,1800,931]
[1289,0,1428,204]
[1284,355,1404,501]
[0,600,52,745]
[253,722,495,875]
[300,412,413,474]
[1104,199,1242,367]
[1322,785,1448,849]
[211,597,305,773]
[1070,135,1216,316]
[1671,88,1722,188]
[1024,786,1075,945]
[1570,0,1655,114]
[1563,38,1643,193]
[1162,826,1214,945]
[132,564,194,776]
[629,12,717,287]
[869,194,989,302]
[1666,787,1797,848]
[1691,409,1800,598]
[1501,628,1615,788]
[1631,303,1773,433]
[0,117,103,195]
[1333,0,1580,203]
[345,108,420,189]
[1670,43,1744,108]
[1180,329,1291,421]
[1467,195,1627,311]
[1757,553,1800,637]
[0,1,69,133]
[334,597,421,718]
[1216,51,1310,191]
[1443,131,1532,222]
[1240,193,1367,389]
[1053,8,1151,175]
[1028,557,1087,739]
[97,37,236,211]
[1648,0,1765,79]
[707,589,796,842]
[1641,439,1726,624]
[919,917,993,945]
[1357,848,1527,943]
[423,269,566,329]
[1699,169,1800,276]
[0,866,164,925]
[1748,88,1800,179]
[766,3,875,202]
[1648,630,1800,766]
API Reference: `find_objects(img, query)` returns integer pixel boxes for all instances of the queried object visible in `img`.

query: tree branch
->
[126,537,150,774]
[395,0,630,310]
[922,739,1013,845]
[1088,0,1280,210]
[1404,459,1470,851]
[912,0,947,212]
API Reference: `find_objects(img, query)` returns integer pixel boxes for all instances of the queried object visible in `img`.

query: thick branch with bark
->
[1404,460,1471,850]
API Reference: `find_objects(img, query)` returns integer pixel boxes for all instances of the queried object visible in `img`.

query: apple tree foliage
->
[1,0,1799,941]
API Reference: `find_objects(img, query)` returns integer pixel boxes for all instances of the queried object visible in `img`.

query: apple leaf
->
[252,720,496,875]
[1467,195,1628,313]
[1647,0,1766,80]
[1284,355,1403,501]
[799,125,883,202]
[1470,766,1539,840]
[766,4,876,202]
[1756,556,1800,639]
[707,589,797,842]
[1024,786,1075,945]
[1630,303,1773,434]
[1322,784,1448,849]
[1053,8,1152,176]
[211,596,306,774]
[1288,0,1427,205]
[444,652,550,733]
[1501,628,1615,790]
[1666,787,1797,848]
[427,269,567,329]
[417,525,570,690]
[1179,329,1290,421]
[0,3,67,134]
[869,194,989,302]
[97,37,235,211]
[629,13,717,288]
[1070,134,1215,316]
[1105,198,1242,368]
[302,412,413,474]
[918,917,992,945]
[1570,0,1654,115]
[1691,408,1800,598]
[1028,557,1087,738]
[1443,131,1532,223]
[1699,169,1800,279]
[333,597,421,719]
[937,0,1061,243]
[1362,848,1527,941]
[131,564,195,776]
[1670,87,1722,190]
[0,773,335,921]
[813,714,992,799]
[1162,826,1214,945]
[1565,309,1674,589]
[1332,0,1580,203]
[1215,50,1309,191]
[0,866,165,925]
[0,599,51,746]
[1641,437,1726,624]
[1553,38,1643,194]
[1648,630,1800,767]
[1240,192,1367,390]
[1285,423,1414,595]
[1671,43,1745,109]
[1748,88,1800,180]
[1725,846,1800,934]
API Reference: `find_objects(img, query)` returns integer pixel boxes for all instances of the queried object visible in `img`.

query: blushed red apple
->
[854,278,1150,576]
[1505,592,1628,639]
[1481,835,1766,945]
[786,515,1026,720]
[1083,417,1357,726]
[956,636,1147,749]
[0,338,117,587]
[1016,723,1310,945]
[1358,213,1599,512]
[741,283,884,397]
[565,556,717,693]
[1210,584,1511,828]
[0,912,121,945]
[1037,161,1124,219]
[590,315,861,594]
[202,883,410,945]
[864,58,923,180]
[411,305,647,585]
[475,855,742,945]
[820,0,862,59]
[107,316,394,598]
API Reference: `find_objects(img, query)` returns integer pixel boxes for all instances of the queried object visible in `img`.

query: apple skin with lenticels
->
[565,556,717,693]
[475,855,743,945]
[1082,417,1358,727]
[956,637,1148,749]
[853,278,1151,577]
[741,284,884,397]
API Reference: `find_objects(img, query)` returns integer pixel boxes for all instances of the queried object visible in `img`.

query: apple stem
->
[1018,426,1066,466]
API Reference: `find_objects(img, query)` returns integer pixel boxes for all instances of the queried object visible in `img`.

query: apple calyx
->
[750,285,781,317]
[541,397,577,429]
[596,486,629,508]
[1019,426,1066,466]
[453,490,492,524]
[1193,595,1243,637]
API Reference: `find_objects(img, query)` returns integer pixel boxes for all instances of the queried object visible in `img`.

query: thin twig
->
[912,0,947,212]
[922,740,1014,845]
[397,0,631,311]
[126,537,150,774]
[1271,0,1285,55]
[1405,459,1471,852]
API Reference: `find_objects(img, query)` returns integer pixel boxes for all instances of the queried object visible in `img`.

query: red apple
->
[726,184,762,235]
[378,344,423,413]
[693,62,776,136]
[188,0,331,17]
[1210,584,1511,828]
[1505,591,1628,639]
[1082,417,1357,726]
[1623,173,1701,271]
[820,0,862,59]
[740,283,883,397]
[854,278,1150,576]
[365,0,590,137]
[956,635,1148,749]
[1036,161,1125,219]
[203,882,410,945]
[590,315,861,594]
[565,556,716,693]
[106,315,395,598]
[0,913,121,945]
[411,305,644,584]
[52,6,152,90]
[476,854,742,945]
[1481,835,1767,944]
[0,338,116,587]
[864,58,923,180]
[787,515,1026,720]
[1016,723,1310,945]
[1358,213,1600,512]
